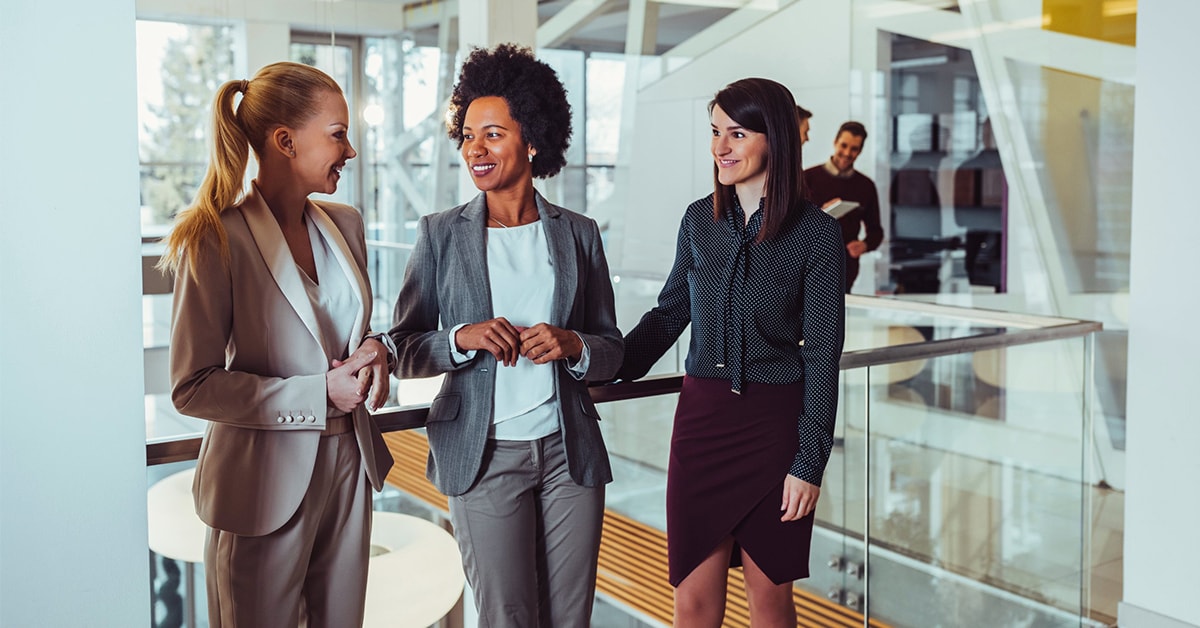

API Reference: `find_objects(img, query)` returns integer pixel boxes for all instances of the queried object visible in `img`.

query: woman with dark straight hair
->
[618,77,846,627]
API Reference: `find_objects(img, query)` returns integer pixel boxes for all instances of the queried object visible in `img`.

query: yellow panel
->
[1043,0,1137,46]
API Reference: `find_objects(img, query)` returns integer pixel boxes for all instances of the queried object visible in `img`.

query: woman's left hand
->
[518,323,583,365]
[780,474,820,522]
[333,337,391,411]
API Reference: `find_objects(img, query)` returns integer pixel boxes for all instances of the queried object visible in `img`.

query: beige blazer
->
[170,186,393,537]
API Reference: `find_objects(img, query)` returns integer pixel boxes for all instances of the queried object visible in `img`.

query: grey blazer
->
[388,191,623,497]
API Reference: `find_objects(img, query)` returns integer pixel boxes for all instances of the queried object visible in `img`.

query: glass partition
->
[1006,59,1134,295]
[855,338,1094,625]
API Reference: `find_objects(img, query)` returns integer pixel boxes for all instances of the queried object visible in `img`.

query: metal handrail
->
[145,306,1100,466]
[365,239,416,251]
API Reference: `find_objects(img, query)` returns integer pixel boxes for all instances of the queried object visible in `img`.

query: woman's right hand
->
[455,317,523,366]
[326,350,378,413]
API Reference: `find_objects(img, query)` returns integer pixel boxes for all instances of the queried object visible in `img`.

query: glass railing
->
[585,292,1105,626]
[837,335,1099,626]
[145,290,1103,626]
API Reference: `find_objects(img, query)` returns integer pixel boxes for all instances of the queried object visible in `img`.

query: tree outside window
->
[136,20,235,237]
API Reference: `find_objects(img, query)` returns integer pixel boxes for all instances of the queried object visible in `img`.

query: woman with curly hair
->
[386,43,623,626]
[617,78,845,627]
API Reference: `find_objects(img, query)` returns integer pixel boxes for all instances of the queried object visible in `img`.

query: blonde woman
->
[161,61,394,628]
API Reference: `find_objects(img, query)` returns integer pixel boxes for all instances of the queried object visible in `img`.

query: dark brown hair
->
[709,78,805,242]
[837,120,868,141]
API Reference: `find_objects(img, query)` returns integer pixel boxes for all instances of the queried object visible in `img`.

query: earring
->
[289,149,296,157]
[528,153,534,163]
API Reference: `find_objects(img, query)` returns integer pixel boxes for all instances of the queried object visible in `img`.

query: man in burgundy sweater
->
[804,121,884,293]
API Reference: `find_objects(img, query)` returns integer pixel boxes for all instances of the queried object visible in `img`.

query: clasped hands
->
[326,337,390,413]
[455,318,581,367]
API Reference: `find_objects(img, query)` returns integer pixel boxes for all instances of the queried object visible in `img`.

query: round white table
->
[364,512,464,627]
[146,468,206,627]
[146,468,464,627]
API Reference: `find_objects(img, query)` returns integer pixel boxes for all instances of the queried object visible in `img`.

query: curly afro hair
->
[446,43,572,179]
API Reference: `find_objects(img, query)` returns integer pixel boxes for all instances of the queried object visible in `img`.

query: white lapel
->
[240,187,324,352]
[307,200,369,353]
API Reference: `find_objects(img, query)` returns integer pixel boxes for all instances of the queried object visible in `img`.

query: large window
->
[584,52,626,213]
[135,20,235,238]
[291,34,361,208]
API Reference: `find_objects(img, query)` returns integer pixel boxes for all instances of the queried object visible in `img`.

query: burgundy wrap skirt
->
[666,375,815,586]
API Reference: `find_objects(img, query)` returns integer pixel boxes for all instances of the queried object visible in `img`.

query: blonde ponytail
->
[158,63,344,276]
[157,79,250,275]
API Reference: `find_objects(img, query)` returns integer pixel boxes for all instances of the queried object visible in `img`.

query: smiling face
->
[291,90,356,195]
[832,130,864,172]
[461,95,534,194]
[711,103,769,192]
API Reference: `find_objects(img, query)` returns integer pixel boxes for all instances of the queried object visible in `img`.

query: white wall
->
[137,0,412,35]
[0,1,150,626]
[612,0,853,275]
[1120,1,1200,626]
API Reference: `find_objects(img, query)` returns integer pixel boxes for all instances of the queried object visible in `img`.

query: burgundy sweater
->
[803,163,884,252]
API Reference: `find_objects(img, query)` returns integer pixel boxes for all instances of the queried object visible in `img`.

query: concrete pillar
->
[458,0,537,50]
[0,1,150,625]
[1120,1,1200,626]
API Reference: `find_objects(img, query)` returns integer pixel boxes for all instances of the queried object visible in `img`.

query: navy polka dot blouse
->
[617,194,846,485]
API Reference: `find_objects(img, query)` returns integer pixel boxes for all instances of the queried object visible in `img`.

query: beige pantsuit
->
[205,430,371,628]
[170,184,394,627]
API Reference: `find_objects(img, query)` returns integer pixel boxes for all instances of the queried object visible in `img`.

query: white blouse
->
[300,209,358,418]
[484,221,559,440]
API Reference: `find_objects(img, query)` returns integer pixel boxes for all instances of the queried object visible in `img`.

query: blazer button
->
[286,415,295,423]
[307,415,317,423]
[277,416,285,423]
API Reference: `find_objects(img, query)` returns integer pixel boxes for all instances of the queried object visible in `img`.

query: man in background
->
[804,121,884,293]
[796,105,813,145]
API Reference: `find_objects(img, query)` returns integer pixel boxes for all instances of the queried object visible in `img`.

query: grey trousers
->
[205,431,372,628]
[449,432,605,628]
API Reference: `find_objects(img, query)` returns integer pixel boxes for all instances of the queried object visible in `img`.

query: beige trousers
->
[205,431,372,628]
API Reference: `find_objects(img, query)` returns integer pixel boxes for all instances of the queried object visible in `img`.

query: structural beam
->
[625,0,660,55]
[458,0,537,48]
[661,0,794,62]
[537,0,618,48]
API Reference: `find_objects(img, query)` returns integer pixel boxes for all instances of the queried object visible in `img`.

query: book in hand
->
[823,200,860,219]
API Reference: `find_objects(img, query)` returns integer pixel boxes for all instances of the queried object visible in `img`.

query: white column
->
[241,20,292,77]
[458,0,537,50]
[0,1,150,626]
[1121,1,1200,626]
[455,0,538,202]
